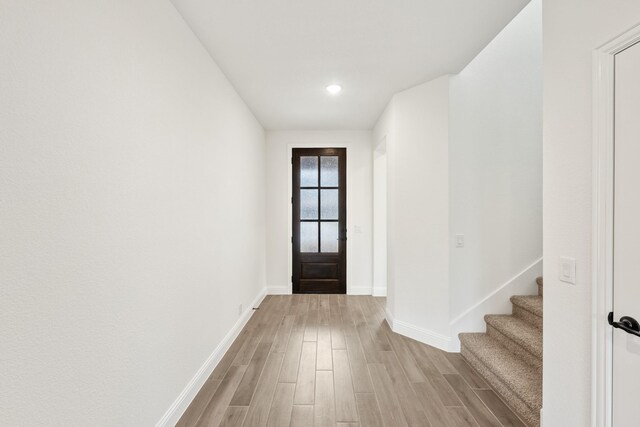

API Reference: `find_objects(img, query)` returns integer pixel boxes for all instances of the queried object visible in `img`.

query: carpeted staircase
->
[459,277,543,426]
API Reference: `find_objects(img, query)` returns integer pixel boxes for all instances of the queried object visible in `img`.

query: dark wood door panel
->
[299,279,342,294]
[301,262,340,279]
[292,147,346,294]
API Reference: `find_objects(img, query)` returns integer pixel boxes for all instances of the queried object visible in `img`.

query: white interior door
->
[612,40,640,426]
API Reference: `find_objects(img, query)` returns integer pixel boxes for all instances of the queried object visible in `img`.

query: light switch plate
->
[455,234,465,248]
[559,257,576,284]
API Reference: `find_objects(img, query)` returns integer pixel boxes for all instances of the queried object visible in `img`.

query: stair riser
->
[487,325,541,369]
[461,346,539,427]
[513,305,542,330]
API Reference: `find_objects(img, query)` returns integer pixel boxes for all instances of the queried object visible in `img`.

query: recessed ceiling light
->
[326,84,342,95]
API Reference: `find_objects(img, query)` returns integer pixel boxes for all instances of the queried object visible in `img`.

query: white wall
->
[393,76,451,339]
[376,77,452,346]
[265,131,373,295]
[373,104,396,312]
[372,140,388,297]
[0,1,266,425]
[449,0,542,326]
[543,1,640,425]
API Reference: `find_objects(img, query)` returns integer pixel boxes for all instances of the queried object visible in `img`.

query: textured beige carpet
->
[459,277,543,426]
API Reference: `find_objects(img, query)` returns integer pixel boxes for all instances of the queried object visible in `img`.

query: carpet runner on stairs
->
[459,277,543,426]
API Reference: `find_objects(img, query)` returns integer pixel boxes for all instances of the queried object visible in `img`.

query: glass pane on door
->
[320,156,339,187]
[300,156,318,187]
[300,222,318,252]
[320,222,339,253]
[300,189,318,219]
[320,189,338,219]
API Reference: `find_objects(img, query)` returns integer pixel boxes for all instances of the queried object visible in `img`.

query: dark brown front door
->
[292,148,346,294]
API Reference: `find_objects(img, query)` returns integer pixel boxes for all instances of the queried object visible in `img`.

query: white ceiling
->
[170,0,530,130]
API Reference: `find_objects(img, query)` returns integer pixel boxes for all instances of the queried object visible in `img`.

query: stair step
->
[511,295,542,329]
[511,295,543,316]
[485,314,542,368]
[536,277,543,297]
[459,332,541,426]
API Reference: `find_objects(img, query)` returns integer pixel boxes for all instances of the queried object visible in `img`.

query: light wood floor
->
[177,295,525,427]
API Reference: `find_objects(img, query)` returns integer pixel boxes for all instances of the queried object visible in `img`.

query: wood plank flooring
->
[178,295,525,427]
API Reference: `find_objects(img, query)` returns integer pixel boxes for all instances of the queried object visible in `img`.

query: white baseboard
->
[392,318,452,352]
[266,286,292,295]
[385,306,394,329]
[448,258,542,352]
[348,286,373,295]
[384,305,451,352]
[372,286,387,297]
[156,287,267,427]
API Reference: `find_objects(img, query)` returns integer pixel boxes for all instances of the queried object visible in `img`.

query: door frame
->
[592,22,640,427]
[286,142,355,294]
[291,147,347,294]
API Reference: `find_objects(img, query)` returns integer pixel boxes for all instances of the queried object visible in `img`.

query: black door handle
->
[608,312,640,337]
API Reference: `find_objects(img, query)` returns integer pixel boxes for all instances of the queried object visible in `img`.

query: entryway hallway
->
[179,295,524,426]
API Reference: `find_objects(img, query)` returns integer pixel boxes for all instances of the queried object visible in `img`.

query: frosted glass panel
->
[301,222,318,252]
[321,222,339,253]
[300,156,318,187]
[320,156,339,187]
[320,189,338,219]
[300,189,318,219]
